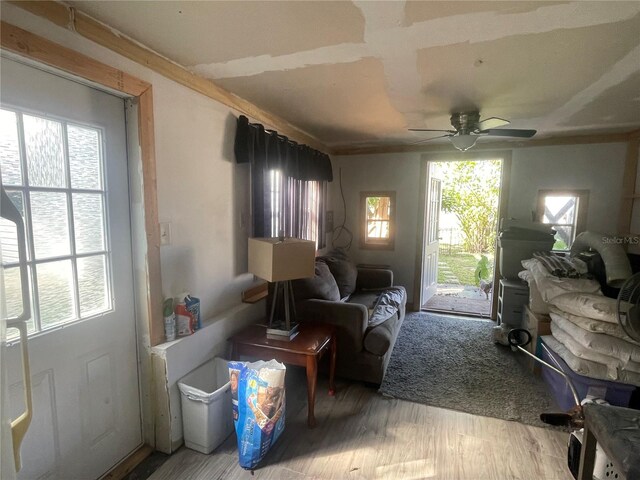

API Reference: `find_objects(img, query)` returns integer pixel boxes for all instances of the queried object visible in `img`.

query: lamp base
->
[266,321,299,341]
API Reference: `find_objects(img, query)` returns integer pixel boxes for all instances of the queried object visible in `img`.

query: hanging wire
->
[331,167,353,251]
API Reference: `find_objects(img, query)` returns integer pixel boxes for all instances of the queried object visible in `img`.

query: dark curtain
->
[234,115,332,248]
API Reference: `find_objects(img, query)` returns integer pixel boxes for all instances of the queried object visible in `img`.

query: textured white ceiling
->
[71,1,640,148]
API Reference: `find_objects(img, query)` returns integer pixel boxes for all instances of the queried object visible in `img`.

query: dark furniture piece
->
[293,253,406,386]
[578,403,640,480]
[230,323,336,428]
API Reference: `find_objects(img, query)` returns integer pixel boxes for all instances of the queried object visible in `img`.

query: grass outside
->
[437,252,495,286]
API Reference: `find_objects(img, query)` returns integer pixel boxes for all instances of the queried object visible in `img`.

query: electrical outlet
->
[160,222,172,246]
[326,210,334,233]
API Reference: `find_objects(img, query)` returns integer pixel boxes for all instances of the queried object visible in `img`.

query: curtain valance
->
[234,115,333,182]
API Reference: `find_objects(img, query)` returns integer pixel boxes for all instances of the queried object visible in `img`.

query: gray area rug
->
[380,312,561,428]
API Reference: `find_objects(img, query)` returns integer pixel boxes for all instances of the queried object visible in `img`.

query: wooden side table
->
[230,322,336,428]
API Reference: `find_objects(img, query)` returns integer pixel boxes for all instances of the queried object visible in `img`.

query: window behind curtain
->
[267,169,325,248]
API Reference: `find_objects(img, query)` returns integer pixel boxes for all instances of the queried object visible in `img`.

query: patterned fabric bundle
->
[532,251,590,279]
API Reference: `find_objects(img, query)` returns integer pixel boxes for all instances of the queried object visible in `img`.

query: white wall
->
[331,143,628,304]
[329,153,422,301]
[507,143,626,232]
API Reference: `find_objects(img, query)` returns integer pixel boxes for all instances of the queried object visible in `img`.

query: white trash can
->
[178,357,234,454]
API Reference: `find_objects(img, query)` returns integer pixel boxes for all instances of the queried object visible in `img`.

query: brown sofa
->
[293,252,406,385]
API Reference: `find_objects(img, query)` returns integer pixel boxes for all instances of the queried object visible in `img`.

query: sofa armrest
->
[297,299,368,353]
[356,268,394,290]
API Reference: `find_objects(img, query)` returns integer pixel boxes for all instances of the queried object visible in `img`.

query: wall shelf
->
[242,282,268,304]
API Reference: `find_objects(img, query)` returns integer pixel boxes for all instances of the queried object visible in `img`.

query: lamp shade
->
[449,134,478,152]
[248,237,315,282]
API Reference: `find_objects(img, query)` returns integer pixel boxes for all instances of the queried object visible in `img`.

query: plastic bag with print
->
[228,359,285,470]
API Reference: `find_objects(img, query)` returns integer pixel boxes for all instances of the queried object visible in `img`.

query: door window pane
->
[31,191,70,259]
[1,105,112,337]
[23,114,66,188]
[0,191,24,265]
[36,260,75,328]
[78,255,109,316]
[68,125,102,190]
[0,109,22,186]
[73,193,105,254]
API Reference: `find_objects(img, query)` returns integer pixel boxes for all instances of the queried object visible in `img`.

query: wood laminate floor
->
[149,366,573,480]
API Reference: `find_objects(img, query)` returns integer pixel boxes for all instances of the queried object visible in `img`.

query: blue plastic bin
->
[539,337,636,411]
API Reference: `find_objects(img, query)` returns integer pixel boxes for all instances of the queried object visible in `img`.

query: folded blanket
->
[550,312,640,364]
[521,258,601,303]
[549,306,639,345]
[550,321,640,379]
[368,286,405,328]
[542,335,640,387]
[532,251,589,279]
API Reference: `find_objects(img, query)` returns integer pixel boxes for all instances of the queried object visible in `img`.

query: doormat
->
[380,312,561,428]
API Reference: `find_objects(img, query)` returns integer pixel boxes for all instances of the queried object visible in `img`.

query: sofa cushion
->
[320,255,358,299]
[346,292,379,310]
[363,313,398,356]
[292,261,341,301]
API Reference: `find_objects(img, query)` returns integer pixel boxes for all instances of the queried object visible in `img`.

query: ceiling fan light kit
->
[449,134,479,152]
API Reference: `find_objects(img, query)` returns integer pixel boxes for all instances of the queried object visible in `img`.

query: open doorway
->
[420,158,503,318]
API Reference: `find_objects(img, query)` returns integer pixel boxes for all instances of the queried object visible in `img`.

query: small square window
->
[361,192,395,250]
[537,190,588,250]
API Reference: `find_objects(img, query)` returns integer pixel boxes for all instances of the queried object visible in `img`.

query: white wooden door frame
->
[1,22,162,463]
[413,151,512,319]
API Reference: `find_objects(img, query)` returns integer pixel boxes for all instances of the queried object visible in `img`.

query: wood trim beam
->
[333,132,632,156]
[138,88,164,347]
[11,1,328,152]
[1,21,150,96]
[617,138,640,234]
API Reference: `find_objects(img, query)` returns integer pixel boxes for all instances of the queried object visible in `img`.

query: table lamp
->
[248,237,316,340]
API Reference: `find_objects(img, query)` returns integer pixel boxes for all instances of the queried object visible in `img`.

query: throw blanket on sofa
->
[368,287,405,327]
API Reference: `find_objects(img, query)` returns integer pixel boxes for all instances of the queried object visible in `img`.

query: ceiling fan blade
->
[409,134,453,145]
[480,128,537,138]
[478,117,510,130]
[408,128,457,134]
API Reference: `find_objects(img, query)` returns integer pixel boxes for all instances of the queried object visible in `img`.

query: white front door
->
[0,57,141,479]
[421,174,442,306]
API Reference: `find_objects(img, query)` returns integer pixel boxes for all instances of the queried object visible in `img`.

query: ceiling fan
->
[409,111,537,151]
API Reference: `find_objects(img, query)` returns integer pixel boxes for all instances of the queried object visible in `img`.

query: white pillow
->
[550,293,618,324]
[518,269,549,314]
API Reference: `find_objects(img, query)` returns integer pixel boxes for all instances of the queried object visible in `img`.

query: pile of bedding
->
[519,255,640,387]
